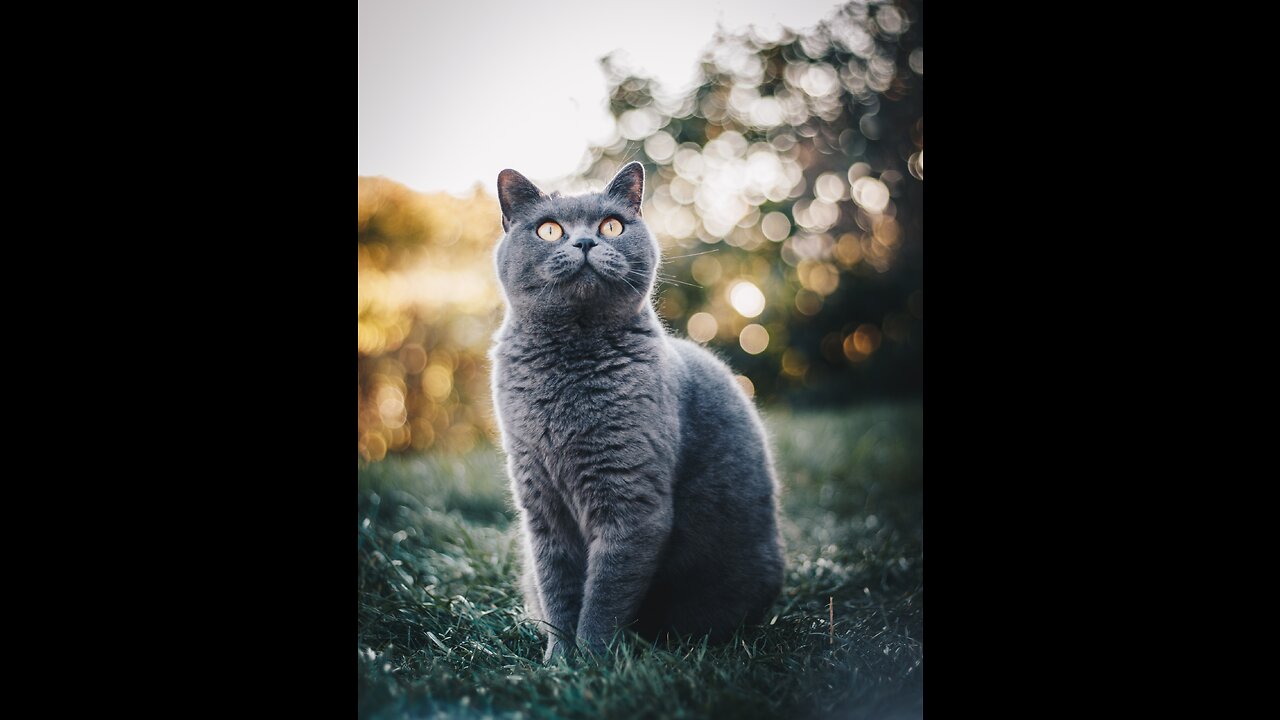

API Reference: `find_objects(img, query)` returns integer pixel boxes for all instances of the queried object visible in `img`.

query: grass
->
[358,402,923,720]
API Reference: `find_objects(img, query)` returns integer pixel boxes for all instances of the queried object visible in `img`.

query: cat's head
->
[494,162,657,318]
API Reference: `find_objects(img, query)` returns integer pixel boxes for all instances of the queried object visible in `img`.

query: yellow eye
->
[536,221,563,242]
[600,218,623,237]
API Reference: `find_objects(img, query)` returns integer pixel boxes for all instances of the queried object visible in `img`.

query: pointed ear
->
[605,161,645,216]
[497,169,547,231]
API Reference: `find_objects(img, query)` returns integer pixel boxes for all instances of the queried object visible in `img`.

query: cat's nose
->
[572,238,598,254]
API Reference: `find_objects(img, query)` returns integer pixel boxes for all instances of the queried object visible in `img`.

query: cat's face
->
[494,163,657,315]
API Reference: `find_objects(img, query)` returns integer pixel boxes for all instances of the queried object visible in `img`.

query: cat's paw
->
[576,635,610,660]
[542,638,570,663]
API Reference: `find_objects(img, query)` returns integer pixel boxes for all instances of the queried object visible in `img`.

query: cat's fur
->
[489,162,784,661]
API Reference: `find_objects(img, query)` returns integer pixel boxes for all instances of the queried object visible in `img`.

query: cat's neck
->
[503,301,661,340]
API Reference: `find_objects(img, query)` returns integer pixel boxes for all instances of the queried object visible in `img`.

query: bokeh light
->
[358,178,503,460]
[687,312,719,343]
[761,212,792,242]
[850,176,890,213]
[739,324,770,355]
[729,281,767,318]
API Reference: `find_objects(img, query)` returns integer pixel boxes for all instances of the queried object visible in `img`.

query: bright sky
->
[358,0,845,194]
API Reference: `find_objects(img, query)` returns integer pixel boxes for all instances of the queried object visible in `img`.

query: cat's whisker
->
[660,249,723,261]
[617,141,644,168]
[599,263,644,295]
[627,268,702,289]
[532,276,562,306]
[616,274,641,295]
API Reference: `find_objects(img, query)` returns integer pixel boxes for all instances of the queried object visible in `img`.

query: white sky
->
[358,0,844,194]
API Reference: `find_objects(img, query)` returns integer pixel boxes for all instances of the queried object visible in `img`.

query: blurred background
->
[359,3,923,714]
[358,0,921,460]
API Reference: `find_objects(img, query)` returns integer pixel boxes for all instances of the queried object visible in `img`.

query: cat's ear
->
[497,169,548,232]
[605,161,645,216]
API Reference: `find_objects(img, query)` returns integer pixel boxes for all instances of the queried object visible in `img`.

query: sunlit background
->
[358,0,922,461]
[359,0,860,193]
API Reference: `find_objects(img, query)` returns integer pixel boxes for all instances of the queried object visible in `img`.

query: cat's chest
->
[494,333,667,441]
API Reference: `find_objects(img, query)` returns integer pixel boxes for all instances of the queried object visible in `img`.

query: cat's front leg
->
[512,455,587,662]
[575,480,673,657]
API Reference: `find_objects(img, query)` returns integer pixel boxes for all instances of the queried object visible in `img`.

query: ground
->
[358,402,923,719]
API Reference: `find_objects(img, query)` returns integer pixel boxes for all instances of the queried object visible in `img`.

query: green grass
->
[358,403,923,720]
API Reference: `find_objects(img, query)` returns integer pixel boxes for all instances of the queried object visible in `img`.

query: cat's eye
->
[599,218,624,238]
[536,221,563,242]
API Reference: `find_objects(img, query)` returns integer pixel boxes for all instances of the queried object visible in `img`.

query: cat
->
[489,161,784,661]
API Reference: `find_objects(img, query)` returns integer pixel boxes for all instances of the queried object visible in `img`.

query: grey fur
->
[489,162,784,661]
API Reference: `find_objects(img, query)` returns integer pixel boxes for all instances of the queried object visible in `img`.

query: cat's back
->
[633,336,783,638]
[666,337,776,494]
[668,337,767,444]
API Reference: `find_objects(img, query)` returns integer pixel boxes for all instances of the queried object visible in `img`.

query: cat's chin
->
[565,271,605,300]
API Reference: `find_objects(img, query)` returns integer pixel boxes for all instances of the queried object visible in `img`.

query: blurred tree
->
[578,0,923,406]
[357,179,503,460]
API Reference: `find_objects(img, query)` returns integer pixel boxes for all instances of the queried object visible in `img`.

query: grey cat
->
[489,162,784,661]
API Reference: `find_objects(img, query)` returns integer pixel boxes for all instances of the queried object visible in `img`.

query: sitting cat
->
[489,161,784,661]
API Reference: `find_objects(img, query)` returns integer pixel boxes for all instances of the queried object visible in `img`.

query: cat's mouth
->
[544,257,633,300]
[570,261,603,280]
